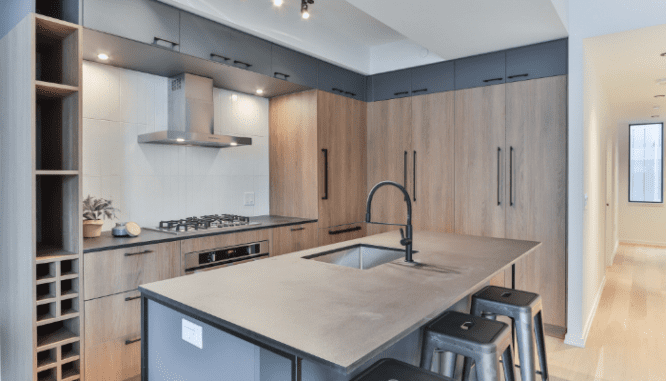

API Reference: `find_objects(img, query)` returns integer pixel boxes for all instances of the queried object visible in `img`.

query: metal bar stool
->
[420,311,516,381]
[464,286,549,381]
[353,358,454,381]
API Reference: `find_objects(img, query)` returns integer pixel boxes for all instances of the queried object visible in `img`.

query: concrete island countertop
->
[140,230,539,374]
[83,215,318,253]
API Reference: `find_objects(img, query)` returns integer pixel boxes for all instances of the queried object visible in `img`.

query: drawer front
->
[270,223,318,257]
[454,51,506,90]
[84,242,180,300]
[83,0,180,50]
[84,290,142,381]
[318,223,365,247]
[411,60,455,95]
[506,38,568,83]
[271,44,319,88]
[180,229,270,254]
[370,69,412,102]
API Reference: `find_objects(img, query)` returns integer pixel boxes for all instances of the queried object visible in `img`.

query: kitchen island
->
[139,230,539,380]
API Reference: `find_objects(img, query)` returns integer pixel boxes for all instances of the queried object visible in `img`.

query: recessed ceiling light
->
[97,53,109,60]
[273,0,283,6]
[230,142,238,146]
[176,138,185,142]
[256,89,264,94]
[656,95,665,98]
[231,94,238,101]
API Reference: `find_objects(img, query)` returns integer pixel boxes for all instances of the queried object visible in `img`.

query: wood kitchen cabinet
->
[270,223,318,257]
[506,75,568,334]
[454,84,506,238]
[318,223,366,246]
[270,89,367,244]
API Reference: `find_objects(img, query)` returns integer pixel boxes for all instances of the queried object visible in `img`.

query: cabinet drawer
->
[83,0,180,51]
[270,223,318,257]
[506,38,567,83]
[318,223,365,247]
[83,242,180,300]
[84,290,142,381]
[454,51,506,90]
[271,45,319,88]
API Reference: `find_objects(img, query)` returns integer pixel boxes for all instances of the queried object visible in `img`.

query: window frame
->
[628,122,664,204]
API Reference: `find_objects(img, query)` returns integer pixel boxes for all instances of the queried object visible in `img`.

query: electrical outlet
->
[244,192,255,206]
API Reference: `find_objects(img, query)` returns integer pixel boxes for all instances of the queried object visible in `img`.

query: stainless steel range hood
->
[138,73,251,148]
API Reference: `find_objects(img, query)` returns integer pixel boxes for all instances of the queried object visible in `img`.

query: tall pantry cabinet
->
[454,76,567,335]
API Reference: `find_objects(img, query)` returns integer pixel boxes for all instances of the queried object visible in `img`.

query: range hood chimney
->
[138,73,252,148]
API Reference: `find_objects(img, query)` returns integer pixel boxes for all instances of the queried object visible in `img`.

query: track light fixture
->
[301,0,314,19]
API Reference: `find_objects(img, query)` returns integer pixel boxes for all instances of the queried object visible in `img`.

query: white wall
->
[617,118,666,245]
[567,0,666,347]
[82,61,270,231]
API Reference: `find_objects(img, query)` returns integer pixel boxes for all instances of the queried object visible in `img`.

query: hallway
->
[545,244,666,380]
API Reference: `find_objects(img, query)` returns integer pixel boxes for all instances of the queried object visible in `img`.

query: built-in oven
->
[182,240,269,274]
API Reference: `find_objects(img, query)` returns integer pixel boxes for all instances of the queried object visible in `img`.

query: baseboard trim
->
[564,275,606,348]
[620,239,666,248]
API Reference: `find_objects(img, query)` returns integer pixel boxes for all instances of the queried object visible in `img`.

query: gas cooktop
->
[145,215,261,235]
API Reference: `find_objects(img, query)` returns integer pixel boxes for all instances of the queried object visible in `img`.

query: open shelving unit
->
[32,14,84,381]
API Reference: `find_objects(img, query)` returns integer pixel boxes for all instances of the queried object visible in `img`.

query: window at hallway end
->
[630,123,663,203]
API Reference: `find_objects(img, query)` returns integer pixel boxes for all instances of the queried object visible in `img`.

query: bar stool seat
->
[467,286,549,381]
[352,358,454,381]
[420,311,516,381]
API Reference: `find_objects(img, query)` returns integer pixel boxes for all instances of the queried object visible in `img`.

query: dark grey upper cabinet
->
[226,29,273,77]
[370,69,412,102]
[180,12,233,63]
[411,61,455,95]
[506,39,568,83]
[271,45,318,88]
[317,62,365,101]
[83,0,180,51]
[454,51,506,90]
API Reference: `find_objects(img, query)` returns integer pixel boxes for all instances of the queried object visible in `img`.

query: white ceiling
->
[586,23,666,124]
[159,0,569,75]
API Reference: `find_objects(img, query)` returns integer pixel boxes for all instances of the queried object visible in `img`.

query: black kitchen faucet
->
[365,181,414,263]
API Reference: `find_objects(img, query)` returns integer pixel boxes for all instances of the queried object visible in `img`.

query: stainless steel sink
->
[303,244,413,270]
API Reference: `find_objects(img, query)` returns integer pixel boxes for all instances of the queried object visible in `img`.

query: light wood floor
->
[545,244,666,381]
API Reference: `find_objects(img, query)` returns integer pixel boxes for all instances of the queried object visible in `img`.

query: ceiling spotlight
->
[256,89,264,95]
[97,53,109,60]
[273,0,283,6]
[301,0,313,19]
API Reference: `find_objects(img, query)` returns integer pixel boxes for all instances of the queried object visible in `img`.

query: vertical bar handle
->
[497,147,501,206]
[413,151,417,202]
[322,149,328,200]
[510,146,514,206]
[404,151,408,188]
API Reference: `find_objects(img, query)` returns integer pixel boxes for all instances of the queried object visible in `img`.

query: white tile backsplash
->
[82,62,270,230]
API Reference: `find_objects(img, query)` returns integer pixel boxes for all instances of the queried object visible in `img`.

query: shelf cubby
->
[60,297,79,317]
[36,175,79,258]
[36,317,80,349]
[36,1,80,25]
[37,262,56,283]
[36,92,79,171]
[37,367,57,381]
[60,342,80,362]
[61,359,80,380]
[37,348,57,370]
[37,302,57,322]
[59,259,78,277]
[60,278,79,298]
[36,282,56,302]
[35,16,79,87]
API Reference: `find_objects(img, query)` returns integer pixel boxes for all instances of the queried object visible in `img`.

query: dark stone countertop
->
[83,215,318,253]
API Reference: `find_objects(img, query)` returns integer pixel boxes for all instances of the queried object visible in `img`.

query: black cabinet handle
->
[394,91,409,96]
[210,53,230,61]
[125,250,153,257]
[125,338,141,345]
[322,149,329,200]
[508,73,529,79]
[413,151,417,202]
[153,37,179,47]
[344,91,356,97]
[233,60,252,68]
[497,147,501,206]
[329,226,362,235]
[332,88,344,93]
[125,295,141,302]
[290,226,305,232]
[274,72,291,79]
[404,151,408,188]
[412,88,428,94]
[483,78,503,83]
[510,146,514,206]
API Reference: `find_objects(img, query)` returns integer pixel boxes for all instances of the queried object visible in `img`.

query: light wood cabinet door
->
[83,242,180,300]
[84,290,142,381]
[270,223,318,257]
[506,75,567,332]
[317,92,367,228]
[318,223,366,247]
[412,92,455,233]
[366,97,413,236]
[454,84,506,238]
[269,90,319,219]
